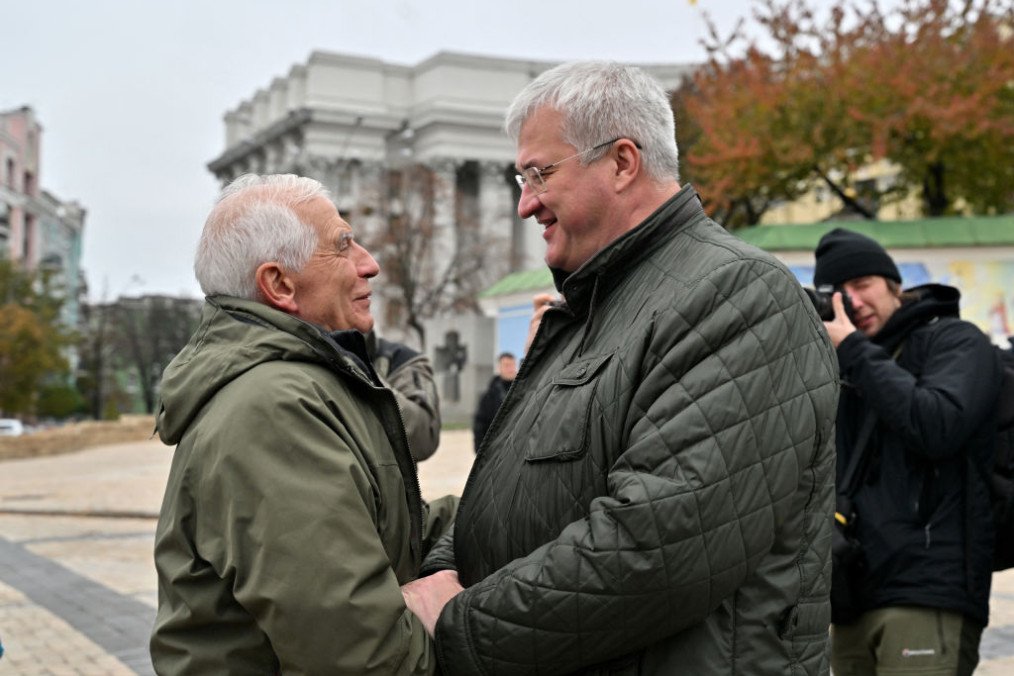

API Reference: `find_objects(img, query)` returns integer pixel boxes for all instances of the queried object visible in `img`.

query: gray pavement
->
[1,433,1013,674]
[0,433,476,674]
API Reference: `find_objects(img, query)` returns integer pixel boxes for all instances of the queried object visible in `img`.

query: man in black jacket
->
[817,228,1001,676]
[471,352,516,452]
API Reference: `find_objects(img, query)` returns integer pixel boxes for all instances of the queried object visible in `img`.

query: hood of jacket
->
[157,295,375,445]
[873,283,961,353]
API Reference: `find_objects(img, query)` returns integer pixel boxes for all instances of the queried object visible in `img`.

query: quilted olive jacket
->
[431,187,840,675]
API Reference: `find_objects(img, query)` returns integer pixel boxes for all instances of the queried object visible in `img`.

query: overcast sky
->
[1,0,850,300]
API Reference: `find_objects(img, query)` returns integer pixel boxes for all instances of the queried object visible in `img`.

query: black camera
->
[805,284,856,323]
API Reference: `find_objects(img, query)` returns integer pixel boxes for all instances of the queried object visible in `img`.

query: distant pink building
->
[0,106,42,265]
[0,106,86,328]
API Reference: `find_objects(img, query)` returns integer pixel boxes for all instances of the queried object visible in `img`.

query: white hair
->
[505,61,680,182]
[194,174,329,299]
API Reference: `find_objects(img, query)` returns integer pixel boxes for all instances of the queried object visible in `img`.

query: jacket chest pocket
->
[525,353,612,463]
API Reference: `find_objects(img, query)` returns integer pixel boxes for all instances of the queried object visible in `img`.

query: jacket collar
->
[872,283,962,353]
[553,184,706,317]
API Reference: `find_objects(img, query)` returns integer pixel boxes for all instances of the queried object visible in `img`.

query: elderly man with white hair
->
[150,174,448,675]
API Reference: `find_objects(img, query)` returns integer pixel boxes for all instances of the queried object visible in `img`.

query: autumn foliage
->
[0,259,73,416]
[680,0,1014,227]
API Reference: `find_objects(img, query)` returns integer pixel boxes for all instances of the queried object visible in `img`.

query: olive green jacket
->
[431,187,840,675]
[151,296,441,675]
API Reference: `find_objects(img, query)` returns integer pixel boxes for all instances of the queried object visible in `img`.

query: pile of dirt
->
[0,415,157,461]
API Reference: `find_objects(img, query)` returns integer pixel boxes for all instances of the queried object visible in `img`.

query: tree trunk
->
[922,162,949,216]
[814,166,877,220]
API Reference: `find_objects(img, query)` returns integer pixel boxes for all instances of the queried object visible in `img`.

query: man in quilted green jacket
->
[401,62,840,675]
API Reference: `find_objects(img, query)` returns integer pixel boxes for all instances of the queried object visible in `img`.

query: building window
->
[5,158,14,189]
[23,170,34,196]
[23,213,34,259]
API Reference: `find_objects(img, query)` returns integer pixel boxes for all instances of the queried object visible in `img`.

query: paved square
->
[1,433,1012,674]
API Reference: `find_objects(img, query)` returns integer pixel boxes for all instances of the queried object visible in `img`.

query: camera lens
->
[804,288,835,321]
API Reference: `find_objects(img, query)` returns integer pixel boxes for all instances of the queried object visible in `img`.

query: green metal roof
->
[480,267,553,298]
[481,215,1014,298]
[734,215,1014,251]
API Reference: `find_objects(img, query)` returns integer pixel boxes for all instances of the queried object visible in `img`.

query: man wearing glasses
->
[402,61,839,675]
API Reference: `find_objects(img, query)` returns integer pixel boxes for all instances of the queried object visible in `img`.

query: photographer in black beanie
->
[816,227,1000,676]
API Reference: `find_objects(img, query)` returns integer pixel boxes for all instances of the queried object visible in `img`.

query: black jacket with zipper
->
[835,283,1000,625]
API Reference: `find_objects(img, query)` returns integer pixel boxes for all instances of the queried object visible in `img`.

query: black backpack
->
[989,345,1014,571]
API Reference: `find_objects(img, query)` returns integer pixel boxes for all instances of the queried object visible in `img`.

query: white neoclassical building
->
[207,50,692,422]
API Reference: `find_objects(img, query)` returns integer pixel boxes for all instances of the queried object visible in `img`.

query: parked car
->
[0,419,25,437]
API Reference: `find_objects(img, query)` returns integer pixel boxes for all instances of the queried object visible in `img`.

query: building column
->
[428,158,460,263]
[479,161,515,281]
[353,160,385,235]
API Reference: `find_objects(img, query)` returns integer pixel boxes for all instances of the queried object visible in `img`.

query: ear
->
[255,262,299,314]
[612,138,641,191]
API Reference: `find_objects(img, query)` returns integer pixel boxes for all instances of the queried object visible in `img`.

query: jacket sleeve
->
[420,525,458,575]
[384,354,442,462]
[422,495,459,558]
[836,319,1000,460]
[195,372,436,675]
[434,261,838,673]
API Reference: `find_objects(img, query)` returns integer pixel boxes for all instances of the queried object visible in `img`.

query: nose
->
[517,185,541,220]
[354,243,380,279]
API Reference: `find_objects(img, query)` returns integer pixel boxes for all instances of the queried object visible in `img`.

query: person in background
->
[151,174,447,674]
[367,330,441,462]
[815,227,1000,676]
[400,61,839,675]
[471,351,516,453]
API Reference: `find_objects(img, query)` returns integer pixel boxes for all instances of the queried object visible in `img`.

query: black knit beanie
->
[813,228,901,288]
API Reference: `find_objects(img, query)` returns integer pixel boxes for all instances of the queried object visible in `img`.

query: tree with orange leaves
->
[844,0,1014,215]
[0,259,72,416]
[680,0,1014,226]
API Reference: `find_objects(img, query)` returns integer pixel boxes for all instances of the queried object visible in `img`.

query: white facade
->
[208,51,692,422]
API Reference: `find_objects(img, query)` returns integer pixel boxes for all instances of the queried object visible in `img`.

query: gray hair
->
[505,61,680,183]
[194,174,328,299]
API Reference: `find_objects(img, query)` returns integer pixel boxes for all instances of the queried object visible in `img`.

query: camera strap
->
[838,409,878,499]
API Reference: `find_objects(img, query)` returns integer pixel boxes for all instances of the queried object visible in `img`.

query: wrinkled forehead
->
[294,196,351,234]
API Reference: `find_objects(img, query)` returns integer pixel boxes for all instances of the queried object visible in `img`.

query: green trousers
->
[832,606,983,676]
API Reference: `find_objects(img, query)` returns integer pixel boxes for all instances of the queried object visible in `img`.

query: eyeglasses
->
[514,138,623,195]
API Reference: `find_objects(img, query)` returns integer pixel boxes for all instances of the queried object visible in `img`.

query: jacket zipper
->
[379,384,425,571]
[314,328,425,572]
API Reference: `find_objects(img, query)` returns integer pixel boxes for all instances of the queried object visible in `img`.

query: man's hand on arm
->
[823,291,858,348]
[525,293,558,354]
[401,570,464,636]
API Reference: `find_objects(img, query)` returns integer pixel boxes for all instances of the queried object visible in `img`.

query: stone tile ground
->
[1,433,1011,674]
